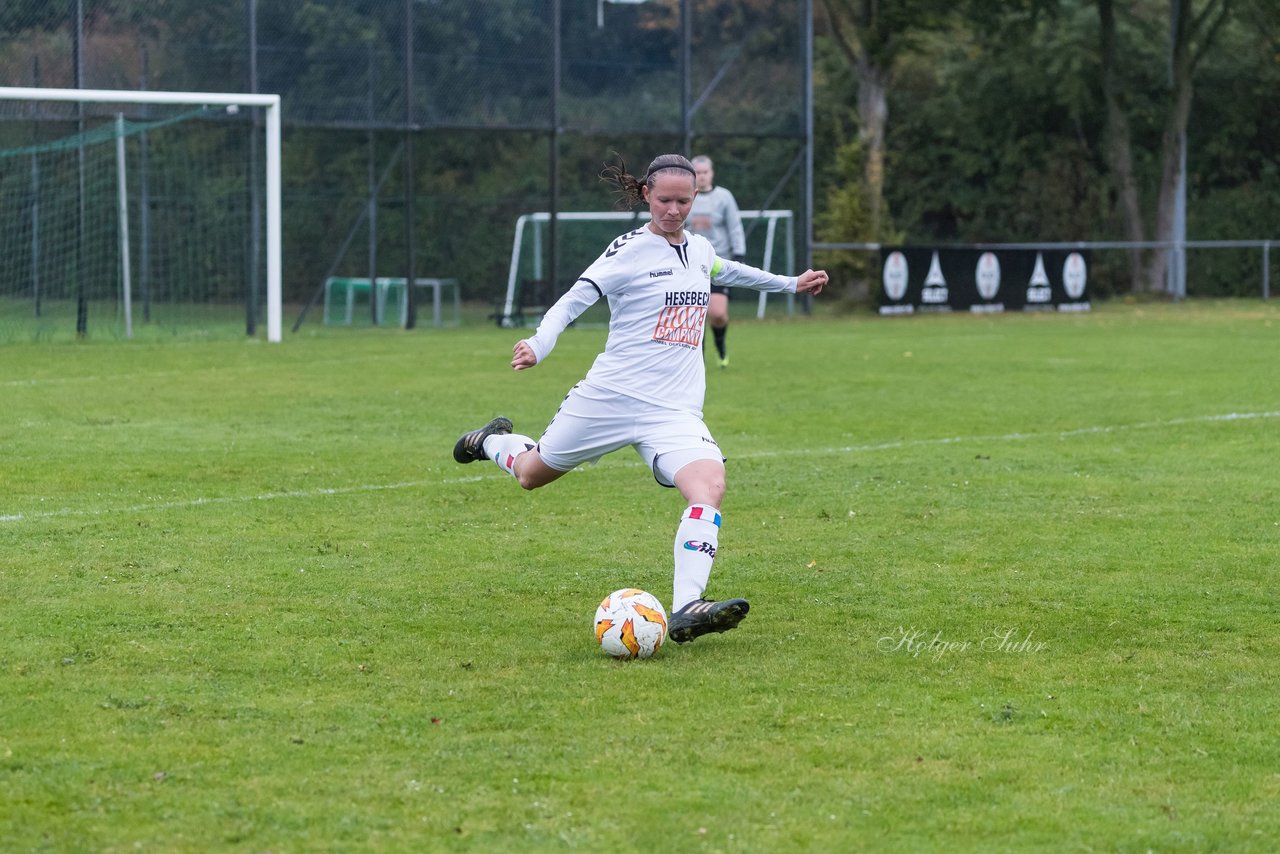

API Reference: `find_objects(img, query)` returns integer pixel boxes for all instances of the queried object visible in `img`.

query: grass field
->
[2,300,1278,852]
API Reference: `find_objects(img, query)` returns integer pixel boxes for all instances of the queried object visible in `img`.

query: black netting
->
[1,0,804,135]
[1,1,808,335]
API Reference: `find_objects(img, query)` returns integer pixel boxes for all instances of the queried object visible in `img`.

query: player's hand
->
[512,339,538,371]
[796,269,829,296]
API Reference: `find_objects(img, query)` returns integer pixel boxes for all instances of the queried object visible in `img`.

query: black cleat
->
[668,597,750,644]
[452,416,513,464]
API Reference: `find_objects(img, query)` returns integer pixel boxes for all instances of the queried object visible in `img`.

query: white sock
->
[484,433,536,478]
[672,504,721,612]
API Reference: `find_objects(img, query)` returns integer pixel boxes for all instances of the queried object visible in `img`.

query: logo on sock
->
[683,540,716,557]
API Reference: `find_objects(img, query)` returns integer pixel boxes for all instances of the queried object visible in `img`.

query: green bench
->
[323,276,461,327]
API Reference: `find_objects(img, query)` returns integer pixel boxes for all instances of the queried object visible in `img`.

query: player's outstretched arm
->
[795,269,829,296]
[512,280,600,372]
[512,339,538,371]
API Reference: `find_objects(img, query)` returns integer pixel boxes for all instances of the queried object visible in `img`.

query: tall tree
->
[817,0,953,238]
[1097,0,1231,293]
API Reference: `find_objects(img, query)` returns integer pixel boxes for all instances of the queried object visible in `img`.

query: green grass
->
[2,300,1278,852]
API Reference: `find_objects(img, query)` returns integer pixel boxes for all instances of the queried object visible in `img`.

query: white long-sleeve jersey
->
[524,226,796,417]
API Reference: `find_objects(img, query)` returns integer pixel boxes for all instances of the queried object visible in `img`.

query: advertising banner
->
[878,247,1090,315]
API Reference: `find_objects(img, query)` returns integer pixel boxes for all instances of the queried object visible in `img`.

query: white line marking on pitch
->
[745,409,1280,459]
[2,410,1276,524]
[0,476,489,524]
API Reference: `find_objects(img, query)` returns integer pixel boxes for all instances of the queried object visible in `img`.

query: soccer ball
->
[594,588,668,659]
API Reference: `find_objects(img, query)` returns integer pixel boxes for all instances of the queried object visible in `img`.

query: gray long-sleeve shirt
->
[688,186,746,258]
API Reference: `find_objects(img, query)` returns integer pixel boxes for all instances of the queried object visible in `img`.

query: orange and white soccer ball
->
[593,588,668,659]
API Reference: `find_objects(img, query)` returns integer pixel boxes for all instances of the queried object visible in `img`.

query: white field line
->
[0,477,489,524]
[2,409,1277,525]
[748,409,1280,459]
[0,353,409,390]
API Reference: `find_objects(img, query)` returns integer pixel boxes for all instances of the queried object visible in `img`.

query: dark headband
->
[645,162,697,181]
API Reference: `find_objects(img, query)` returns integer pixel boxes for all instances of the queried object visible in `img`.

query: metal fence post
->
[1264,241,1271,301]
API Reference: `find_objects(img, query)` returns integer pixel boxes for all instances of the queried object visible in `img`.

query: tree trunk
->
[1150,0,1200,294]
[1097,0,1148,290]
[1099,0,1227,294]
[855,57,889,236]
[1148,83,1193,294]
[820,0,892,240]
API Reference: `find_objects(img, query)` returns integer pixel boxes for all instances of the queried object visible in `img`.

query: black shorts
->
[709,283,732,298]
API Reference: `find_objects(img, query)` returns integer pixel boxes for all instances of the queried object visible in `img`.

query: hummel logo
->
[650,269,673,278]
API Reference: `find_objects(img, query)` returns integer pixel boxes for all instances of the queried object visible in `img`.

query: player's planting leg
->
[672,503,720,612]
[669,597,750,644]
[668,502,749,643]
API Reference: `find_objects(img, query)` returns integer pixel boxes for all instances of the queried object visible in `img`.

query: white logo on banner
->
[883,251,909,301]
[975,252,1001,300]
[1062,252,1087,300]
[922,251,948,303]
[1026,252,1052,303]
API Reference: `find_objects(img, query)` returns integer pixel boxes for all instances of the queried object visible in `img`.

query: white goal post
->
[502,209,795,327]
[0,86,283,342]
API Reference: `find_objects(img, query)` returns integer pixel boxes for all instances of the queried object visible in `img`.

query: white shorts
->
[537,383,724,487]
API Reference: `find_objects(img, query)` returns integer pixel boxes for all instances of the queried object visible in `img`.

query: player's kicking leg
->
[452,416,570,491]
[452,416,513,463]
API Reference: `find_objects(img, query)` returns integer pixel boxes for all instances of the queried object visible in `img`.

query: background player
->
[688,154,746,368]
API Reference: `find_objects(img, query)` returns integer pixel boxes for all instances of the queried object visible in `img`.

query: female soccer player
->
[452,153,828,644]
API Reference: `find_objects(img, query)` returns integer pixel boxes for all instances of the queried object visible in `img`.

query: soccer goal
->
[500,209,795,327]
[0,87,281,343]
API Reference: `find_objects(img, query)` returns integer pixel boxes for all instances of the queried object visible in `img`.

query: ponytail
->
[600,152,696,210]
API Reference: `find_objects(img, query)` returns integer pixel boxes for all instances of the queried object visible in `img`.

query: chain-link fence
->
[1,1,809,338]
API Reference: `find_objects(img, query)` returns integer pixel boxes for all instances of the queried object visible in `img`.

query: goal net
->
[500,209,796,327]
[0,87,281,343]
